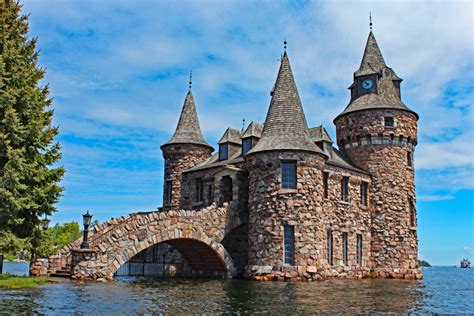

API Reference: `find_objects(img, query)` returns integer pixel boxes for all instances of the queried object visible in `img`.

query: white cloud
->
[418,195,456,202]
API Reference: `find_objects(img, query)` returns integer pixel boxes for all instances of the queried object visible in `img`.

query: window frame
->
[281,161,297,190]
[219,143,229,161]
[384,117,394,128]
[356,234,363,265]
[327,229,333,265]
[341,176,349,202]
[283,225,295,265]
[407,150,413,168]
[242,137,253,155]
[323,172,329,199]
[195,178,203,202]
[360,181,368,206]
[342,232,348,266]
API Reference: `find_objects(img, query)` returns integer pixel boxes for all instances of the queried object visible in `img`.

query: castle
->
[160,30,422,281]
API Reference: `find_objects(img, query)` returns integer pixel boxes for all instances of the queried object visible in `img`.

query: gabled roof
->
[309,125,333,143]
[161,90,213,150]
[241,121,263,139]
[248,52,325,156]
[218,128,242,145]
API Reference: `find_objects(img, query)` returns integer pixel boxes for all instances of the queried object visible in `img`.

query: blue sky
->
[21,0,473,265]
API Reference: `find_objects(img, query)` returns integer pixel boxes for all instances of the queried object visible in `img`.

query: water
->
[0,264,473,314]
[2,261,30,276]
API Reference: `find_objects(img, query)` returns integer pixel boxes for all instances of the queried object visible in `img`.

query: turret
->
[160,84,213,211]
[334,30,421,279]
[245,49,328,280]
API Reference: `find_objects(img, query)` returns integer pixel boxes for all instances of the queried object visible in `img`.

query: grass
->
[0,274,47,289]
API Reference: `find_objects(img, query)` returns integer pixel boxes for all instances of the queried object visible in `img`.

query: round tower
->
[161,89,213,211]
[334,31,421,279]
[245,51,328,281]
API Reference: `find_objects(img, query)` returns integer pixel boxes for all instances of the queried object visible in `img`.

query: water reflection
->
[0,267,472,314]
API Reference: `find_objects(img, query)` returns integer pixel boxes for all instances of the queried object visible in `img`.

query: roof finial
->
[369,12,373,31]
[241,118,246,131]
[189,70,192,90]
[284,38,287,52]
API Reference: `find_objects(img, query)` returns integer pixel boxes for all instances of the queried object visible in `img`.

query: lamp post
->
[80,210,93,249]
[42,216,50,231]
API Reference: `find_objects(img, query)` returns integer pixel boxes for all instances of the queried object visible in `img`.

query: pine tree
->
[0,0,64,247]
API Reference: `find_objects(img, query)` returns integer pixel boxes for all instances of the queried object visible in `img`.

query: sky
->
[20,0,473,266]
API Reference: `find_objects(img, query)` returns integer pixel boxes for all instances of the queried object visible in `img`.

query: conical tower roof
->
[355,31,387,76]
[248,52,324,155]
[335,31,418,121]
[161,90,213,150]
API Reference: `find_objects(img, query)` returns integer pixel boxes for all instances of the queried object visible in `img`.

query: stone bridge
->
[31,203,246,280]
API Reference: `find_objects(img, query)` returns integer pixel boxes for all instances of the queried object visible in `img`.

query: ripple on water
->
[0,266,472,314]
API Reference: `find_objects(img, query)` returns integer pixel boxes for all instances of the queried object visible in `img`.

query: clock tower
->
[334,30,422,279]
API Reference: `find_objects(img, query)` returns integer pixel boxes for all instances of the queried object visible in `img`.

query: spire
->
[354,31,386,76]
[161,90,213,150]
[189,70,192,90]
[369,12,373,31]
[248,52,324,155]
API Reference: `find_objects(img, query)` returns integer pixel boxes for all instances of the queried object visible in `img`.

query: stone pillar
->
[71,249,100,280]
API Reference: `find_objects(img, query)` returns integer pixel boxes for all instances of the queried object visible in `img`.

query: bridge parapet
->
[32,203,245,280]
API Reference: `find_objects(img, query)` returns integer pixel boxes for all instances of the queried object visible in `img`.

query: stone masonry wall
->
[244,151,372,281]
[162,144,213,211]
[335,109,421,279]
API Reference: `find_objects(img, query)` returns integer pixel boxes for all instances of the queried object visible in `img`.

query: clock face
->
[362,78,374,90]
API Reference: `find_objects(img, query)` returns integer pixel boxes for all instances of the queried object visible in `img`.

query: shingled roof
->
[161,90,213,150]
[336,32,418,120]
[218,128,242,145]
[309,126,333,143]
[241,121,263,139]
[248,52,325,156]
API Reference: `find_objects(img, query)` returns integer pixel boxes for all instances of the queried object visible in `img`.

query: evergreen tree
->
[0,0,64,247]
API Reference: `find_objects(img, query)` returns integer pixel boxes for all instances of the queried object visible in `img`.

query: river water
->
[1,263,473,314]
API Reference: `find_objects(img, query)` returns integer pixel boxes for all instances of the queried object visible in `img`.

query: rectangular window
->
[384,117,394,127]
[367,134,372,144]
[207,184,213,204]
[242,138,252,155]
[323,172,329,199]
[407,150,413,167]
[327,230,333,265]
[409,199,416,227]
[360,182,368,206]
[284,225,295,265]
[356,234,362,265]
[219,143,228,160]
[341,177,349,202]
[342,232,348,266]
[195,178,203,202]
[165,181,172,204]
[281,161,297,189]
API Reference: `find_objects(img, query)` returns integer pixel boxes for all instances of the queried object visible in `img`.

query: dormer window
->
[384,117,394,127]
[242,138,252,155]
[219,143,228,160]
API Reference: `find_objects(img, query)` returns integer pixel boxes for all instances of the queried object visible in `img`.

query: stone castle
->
[160,29,422,281]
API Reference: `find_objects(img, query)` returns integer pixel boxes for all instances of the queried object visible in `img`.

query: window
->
[207,184,213,204]
[195,178,203,202]
[165,181,172,204]
[341,177,349,202]
[284,225,295,265]
[281,161,297,189]
[367,134,372,144]
[384,117,394,127]
[323,172,329,198]
[407,150,413,167]
[221,176,233,203]
[409,199,416,227]
[242,138,252,155]
[342,232,348,266]
[360,182,368,206]
[356,234,362,265]
[327,230,333,265]
[219,143,228,160]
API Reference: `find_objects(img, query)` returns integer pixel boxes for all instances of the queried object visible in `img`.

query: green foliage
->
[418,260,431,267]
[37,221,82,257]
[0,0,64,241]
[0,274,47,289]
[0,230,30,258]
